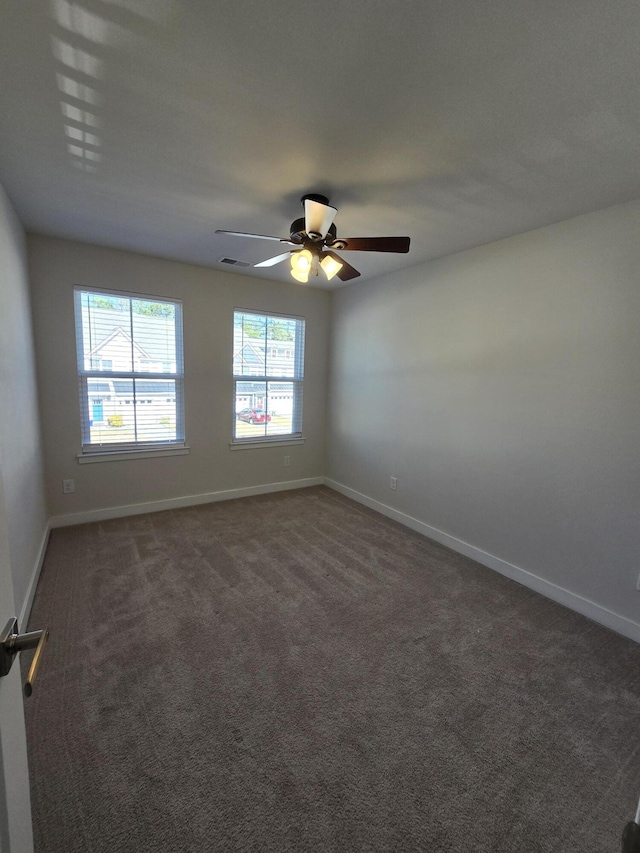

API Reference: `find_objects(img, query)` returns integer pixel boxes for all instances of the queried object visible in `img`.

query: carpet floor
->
[24,486,640,852]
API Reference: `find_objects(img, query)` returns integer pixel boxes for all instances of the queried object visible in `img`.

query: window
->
[74,288,185,454]
[90,357,112,370]
[233,310,305,443]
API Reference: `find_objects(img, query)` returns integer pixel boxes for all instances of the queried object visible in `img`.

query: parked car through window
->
[236,408,271,425]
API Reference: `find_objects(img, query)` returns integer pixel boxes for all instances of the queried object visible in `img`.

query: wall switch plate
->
[390,477,397,490]
[637,573,640,591]
[284,456,290,467]
[62,479,75,494]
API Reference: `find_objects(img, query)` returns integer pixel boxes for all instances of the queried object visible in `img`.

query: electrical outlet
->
[390,477,397,490]
[284,456,290,467]
[62,479,75,494]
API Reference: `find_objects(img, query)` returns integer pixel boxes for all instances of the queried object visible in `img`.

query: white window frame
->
[74,286,186,460]
[231,308,305,448]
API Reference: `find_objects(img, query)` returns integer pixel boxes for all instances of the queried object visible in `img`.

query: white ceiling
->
[1,0,640,289]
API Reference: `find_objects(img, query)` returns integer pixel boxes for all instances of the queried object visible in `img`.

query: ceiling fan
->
[215,194,410,283]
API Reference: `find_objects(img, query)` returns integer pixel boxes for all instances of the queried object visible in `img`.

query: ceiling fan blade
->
[254,251,292,268]
[215,229,294,245]
[304,198,337,239]
[326,251,360,282]
[331,236,410,253]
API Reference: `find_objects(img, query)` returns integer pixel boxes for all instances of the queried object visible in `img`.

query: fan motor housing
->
[289,217,337,246]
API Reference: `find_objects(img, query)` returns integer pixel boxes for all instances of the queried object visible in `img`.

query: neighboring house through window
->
[232,309,305,442]
[74,287,185,455]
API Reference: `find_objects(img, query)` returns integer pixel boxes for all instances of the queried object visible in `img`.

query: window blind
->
[232,310,305,441]
[74,288,184,452]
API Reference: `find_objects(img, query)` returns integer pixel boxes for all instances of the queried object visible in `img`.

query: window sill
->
[77,446,190,464]
[229,437,305,451]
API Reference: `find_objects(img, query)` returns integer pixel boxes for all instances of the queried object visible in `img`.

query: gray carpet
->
[24,486,640,852]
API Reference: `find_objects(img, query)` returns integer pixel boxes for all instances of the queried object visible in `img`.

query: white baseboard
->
[324,478,640,645]
[19,522,50,629]
[49,477,324,528]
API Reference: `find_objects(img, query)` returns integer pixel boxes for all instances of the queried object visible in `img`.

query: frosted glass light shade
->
[291,249,312,283]
[320,254,343,280]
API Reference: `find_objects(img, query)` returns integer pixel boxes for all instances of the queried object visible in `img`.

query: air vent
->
[218,257,250,268]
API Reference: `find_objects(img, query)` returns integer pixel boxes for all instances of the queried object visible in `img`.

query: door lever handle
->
[0,618,50,697]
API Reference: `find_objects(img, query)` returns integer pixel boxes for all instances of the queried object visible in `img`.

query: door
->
[0,456,34,853]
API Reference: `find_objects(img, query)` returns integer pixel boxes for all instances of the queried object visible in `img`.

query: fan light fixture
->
[290,249,343,283]
[320,254,343,281]
[290,249,312,283]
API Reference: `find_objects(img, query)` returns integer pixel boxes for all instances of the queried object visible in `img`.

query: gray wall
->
[328,200,640,628]
[0,185,47,614]
[27,236,331,519]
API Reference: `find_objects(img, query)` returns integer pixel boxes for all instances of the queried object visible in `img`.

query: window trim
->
[77,446,190,463]
[74,286,186,456]
[228,437,305,451]
[232,308,305,447]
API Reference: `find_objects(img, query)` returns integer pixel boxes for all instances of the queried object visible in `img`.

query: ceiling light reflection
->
[68,144,102,161]
[51,37,103,78]
[64,124,102,147]
[57,73,100,104]
[64,125,83,140]
[61,102,100,127]
[51,0,109,44]
[64,125,102,146]
[71,160,98,173]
